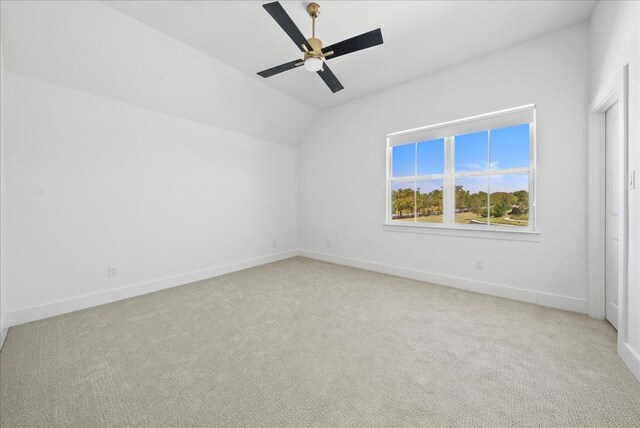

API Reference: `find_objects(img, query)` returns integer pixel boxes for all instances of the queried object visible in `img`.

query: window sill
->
[383,222,541,242]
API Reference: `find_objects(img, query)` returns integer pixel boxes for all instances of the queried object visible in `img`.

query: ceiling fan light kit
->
[304,55,323,72]
[257,1,384,93]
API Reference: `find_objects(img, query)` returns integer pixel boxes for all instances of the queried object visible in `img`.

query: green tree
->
[513,190,529,212]
[490,192,517,207]
[416,191,427,216]
[428,188,443,214]
[392,187,415,218]
[469,191,487,215]
[489,192,517,217]
[491,199,511,217]
[455,185,470,211]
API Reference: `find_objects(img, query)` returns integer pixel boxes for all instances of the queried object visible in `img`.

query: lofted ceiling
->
[104,1,597,110]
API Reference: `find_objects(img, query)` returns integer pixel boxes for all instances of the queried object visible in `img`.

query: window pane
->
[455,176,489,225]
[416,180,443,223]
[490,124,530,170]
[391,143,415,178]
[417,138,445,175]
[488,174,529,227]
[454,131,488,173]
[391,181,415,221]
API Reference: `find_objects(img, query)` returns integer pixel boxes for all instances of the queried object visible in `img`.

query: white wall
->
[0,38,7,348]
[3,73,299,325]
[299,23,590,313]
[591,0,640,381]
[0,0,305,330]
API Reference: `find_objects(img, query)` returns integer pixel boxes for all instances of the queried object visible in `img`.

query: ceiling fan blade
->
[263,2,312,52]
[322,28,383,60]
[317,63,344,93]
[257,59,303,78]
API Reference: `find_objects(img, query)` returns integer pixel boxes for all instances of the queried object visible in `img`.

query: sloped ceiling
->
[0,1,315,146]
[1,1,597,145]
[105,1,597,110]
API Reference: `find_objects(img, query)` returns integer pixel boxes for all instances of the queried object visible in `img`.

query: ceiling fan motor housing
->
[307,37,323,54]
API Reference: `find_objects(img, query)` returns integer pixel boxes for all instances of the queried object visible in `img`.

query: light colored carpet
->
[1,257,639,427]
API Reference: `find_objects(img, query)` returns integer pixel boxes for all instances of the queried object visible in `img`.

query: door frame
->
[588,65,628,341]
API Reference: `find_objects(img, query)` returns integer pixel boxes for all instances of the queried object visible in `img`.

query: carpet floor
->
[1,257,639,427]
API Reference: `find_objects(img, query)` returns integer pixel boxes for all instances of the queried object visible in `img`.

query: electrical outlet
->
[108,266,118,278]
[475,260,485,270]
[272,240,277,248]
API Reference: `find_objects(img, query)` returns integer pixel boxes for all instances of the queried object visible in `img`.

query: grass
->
[395,215,444,224]
[454,212,481,224]
[395,211,528,227]
[457,211,529,227]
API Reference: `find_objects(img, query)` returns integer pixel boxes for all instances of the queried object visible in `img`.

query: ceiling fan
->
[257,1,383,93]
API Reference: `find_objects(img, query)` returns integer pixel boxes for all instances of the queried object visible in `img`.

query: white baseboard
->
[619,341,640,382]
[0,317,7,351]
[299,250,587,314]
[6,250,299,328]
[2,248,635,382]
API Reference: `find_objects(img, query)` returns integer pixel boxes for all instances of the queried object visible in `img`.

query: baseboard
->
[0,319,7,351]
[6,250,299,328]
[619,341,640,382]
[299,250,587,313]
[2,248,634,381]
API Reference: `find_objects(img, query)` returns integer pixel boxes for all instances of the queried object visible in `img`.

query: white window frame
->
[385,105,538,236]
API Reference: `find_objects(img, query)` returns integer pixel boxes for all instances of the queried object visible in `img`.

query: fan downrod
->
[305,2,323,54]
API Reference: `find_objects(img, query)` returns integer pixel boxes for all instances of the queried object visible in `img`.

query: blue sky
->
[454,131,488,172]
[392,138,445,177]
[416,179,443,194]
[418,139,444,175]
[392,124,529,193]
[490,124,529,170]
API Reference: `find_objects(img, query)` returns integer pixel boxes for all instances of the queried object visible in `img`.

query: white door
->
[605,101,620,329]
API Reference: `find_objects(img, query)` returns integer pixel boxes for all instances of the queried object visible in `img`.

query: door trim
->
[588,65,628,341]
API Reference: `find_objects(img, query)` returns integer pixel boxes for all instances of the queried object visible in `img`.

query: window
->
[386,105,535,231]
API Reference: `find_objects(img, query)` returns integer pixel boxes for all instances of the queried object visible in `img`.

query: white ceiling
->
[105,1,596,110]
